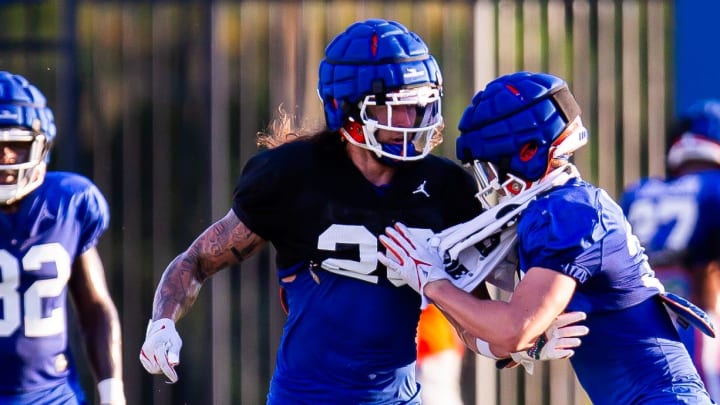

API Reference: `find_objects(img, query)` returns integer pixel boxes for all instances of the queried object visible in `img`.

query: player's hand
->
[139,318,182,383]
[499,311,589,374]
[378,223,448,307]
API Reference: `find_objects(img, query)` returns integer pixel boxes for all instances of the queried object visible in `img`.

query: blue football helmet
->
[667,99,720,171]
[317,19,444,161]
[456,71,587,208]
[0,71,56,205]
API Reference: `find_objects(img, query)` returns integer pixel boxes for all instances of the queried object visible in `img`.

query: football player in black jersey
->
[139,19,482,404]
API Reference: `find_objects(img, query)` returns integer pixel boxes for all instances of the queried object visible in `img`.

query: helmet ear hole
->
[343,121,365,143]
[519,142,538,162]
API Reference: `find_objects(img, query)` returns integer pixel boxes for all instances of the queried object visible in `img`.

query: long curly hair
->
[256,105,325,150]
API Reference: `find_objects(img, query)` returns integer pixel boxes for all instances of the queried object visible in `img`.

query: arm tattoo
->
[230,247,244,262]
[153,254,204,321]
[152,212,265,321]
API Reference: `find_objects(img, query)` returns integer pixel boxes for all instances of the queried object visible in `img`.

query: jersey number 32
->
[0,243,71,337]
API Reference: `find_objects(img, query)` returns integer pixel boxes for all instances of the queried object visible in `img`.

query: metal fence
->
[0,1,673,404]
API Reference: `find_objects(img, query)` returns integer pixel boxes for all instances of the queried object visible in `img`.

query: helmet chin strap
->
[376,142,419,166]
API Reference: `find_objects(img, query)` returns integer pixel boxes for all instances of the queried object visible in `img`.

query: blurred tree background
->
[0,1,676,404]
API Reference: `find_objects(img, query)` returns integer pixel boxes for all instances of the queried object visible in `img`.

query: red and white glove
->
[378,223,449,308]
[139,318,182,383]
[497,311,589,374]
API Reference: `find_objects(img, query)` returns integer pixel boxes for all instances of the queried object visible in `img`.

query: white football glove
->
[499,311,589,374]
[378,223,449,308]
[139,318,182,383]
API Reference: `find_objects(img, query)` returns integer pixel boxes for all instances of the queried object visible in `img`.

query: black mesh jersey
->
[232,135,481,274]
[232,135,481,402]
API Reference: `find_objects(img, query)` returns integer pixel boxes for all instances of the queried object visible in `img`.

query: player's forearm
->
[433,304,503,356]
[150,211,266,322]
[151,253,204,322]
[82,301,124,380]
[425,280,531,354]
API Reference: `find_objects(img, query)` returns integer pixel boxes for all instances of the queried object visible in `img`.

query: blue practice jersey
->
[232,136,481,404]
[621,169,720,275]
[517,178,711,405]
[621,169,720,398]
[0,172,109,396]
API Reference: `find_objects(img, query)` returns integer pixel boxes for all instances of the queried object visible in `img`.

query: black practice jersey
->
[232,135,480,403]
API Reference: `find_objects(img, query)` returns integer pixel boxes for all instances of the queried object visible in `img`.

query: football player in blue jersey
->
[622,99,720,399]
[379,71,715,404]
[138,20,586,404]
[0,71,125,404]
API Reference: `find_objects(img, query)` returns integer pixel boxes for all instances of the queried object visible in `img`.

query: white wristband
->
[98,378,126,405]
[475,338,501,359]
